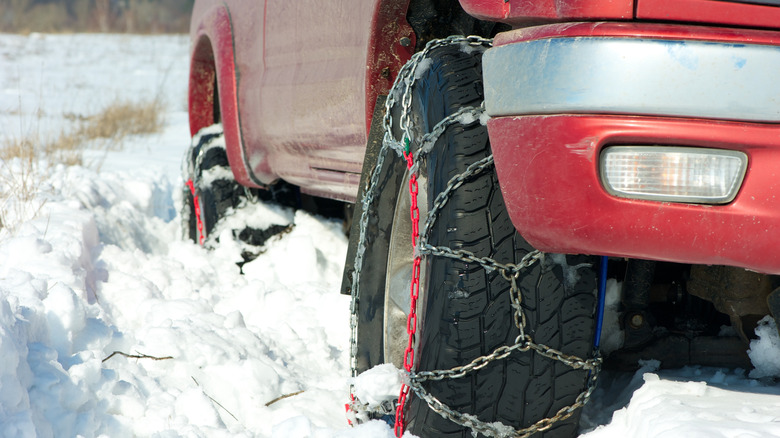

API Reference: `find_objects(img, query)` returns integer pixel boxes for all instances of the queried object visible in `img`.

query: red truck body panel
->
[486,21,780,274]
[460,0,780,28]
[490,114,780,274]
[459,0,632,24]
[636,0,780,29]
[189,3,249,186]
[189,0,412,201]
[492,21,780,45]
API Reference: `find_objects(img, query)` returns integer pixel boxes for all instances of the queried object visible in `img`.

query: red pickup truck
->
[183,1,780,437]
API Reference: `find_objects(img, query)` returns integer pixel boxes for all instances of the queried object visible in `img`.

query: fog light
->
[600,146,747,204]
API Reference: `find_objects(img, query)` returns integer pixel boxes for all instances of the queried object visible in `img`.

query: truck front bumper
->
[483,23,780,274]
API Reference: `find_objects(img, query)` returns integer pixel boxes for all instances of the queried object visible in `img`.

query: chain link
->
[411,365,601,438]
[346,123,394,419]
[349,141,390,375]
[418,105,486,158]
[382,35,494,157]
[186,133,226,247]
[348,35,493,413]
[347,35,602,438]
[394,145,422,436]
[185,179,205,245]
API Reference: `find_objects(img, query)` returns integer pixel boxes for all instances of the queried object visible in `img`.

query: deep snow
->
[1,32,780,437]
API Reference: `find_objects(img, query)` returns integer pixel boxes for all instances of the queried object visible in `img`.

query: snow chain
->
[347,36,602,438]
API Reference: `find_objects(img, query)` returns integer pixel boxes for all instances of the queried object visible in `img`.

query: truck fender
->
[189,4,258,189]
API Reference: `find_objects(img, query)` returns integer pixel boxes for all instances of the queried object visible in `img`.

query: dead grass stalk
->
[0,97,164,233]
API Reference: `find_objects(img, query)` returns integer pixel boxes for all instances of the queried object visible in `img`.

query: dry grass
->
[0,136,39,201]
[79,99,164,143]
[0,135,45,235]
[0,97,164,234]
[1,97,164,166]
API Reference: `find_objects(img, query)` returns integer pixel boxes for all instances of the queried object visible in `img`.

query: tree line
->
[0,0,194,33]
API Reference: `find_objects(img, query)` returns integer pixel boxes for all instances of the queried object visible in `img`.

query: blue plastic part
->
[594,256,608,349]
[380,414,395,428]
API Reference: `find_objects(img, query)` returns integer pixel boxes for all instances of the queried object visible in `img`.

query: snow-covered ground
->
[1,32,780,437]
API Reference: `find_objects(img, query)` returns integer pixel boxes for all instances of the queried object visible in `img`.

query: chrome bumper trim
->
[483,37,780,122]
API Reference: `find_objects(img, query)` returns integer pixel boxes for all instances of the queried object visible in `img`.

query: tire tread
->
[404,46,597,438]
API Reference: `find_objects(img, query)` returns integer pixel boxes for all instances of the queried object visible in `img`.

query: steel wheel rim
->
[384,167,428,368]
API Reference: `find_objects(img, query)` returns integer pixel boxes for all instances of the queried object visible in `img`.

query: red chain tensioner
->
[395,140,422,437]
[186,179,205,245]
[345,394,356,426]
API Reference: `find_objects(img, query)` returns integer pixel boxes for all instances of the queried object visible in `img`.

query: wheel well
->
[363,0,505,137]
[406,0,509,50]
[188,35,219,137]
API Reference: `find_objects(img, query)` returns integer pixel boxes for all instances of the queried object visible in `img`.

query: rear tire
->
[354,45,598,437]
[181,125,294,261]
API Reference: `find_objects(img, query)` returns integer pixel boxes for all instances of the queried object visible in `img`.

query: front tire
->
[354,44,598,437]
